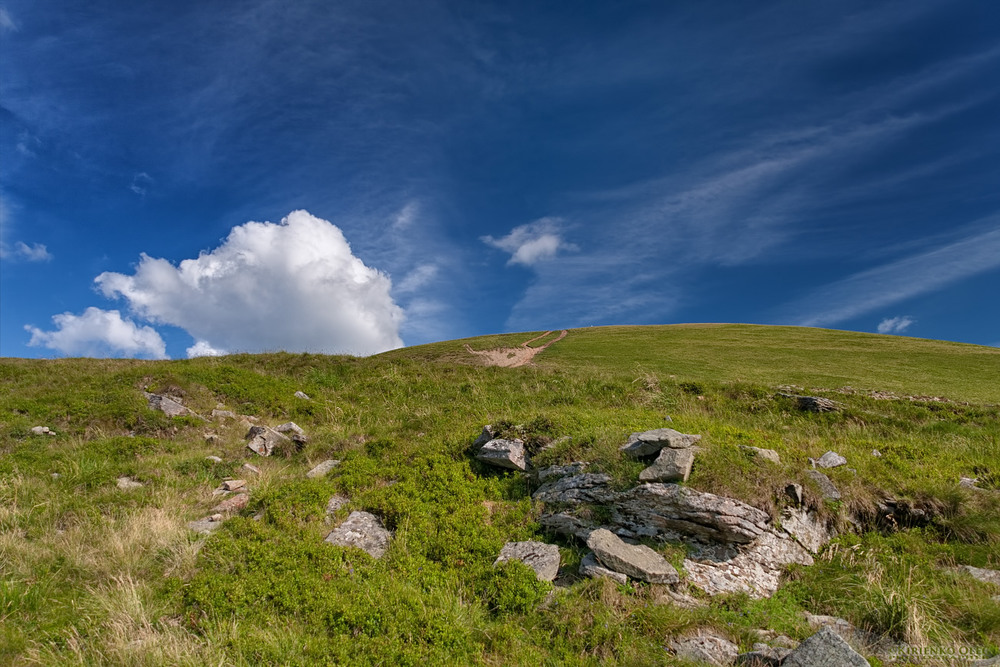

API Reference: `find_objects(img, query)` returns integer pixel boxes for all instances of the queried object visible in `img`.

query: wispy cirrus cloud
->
[482,217,576,267]
[877,316,915,334]
[1,240,52,262]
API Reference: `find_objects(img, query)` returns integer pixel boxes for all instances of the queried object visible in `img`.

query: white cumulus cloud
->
[481,217,576,266]
[25,307,168,359]
[877,316,915,334]
[186,340,228,358]
[96,210,404,356]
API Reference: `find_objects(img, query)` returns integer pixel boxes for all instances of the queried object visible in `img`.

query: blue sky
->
[2,0,999,358]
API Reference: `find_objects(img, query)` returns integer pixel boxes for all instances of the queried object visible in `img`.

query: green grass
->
[1,325,998,665]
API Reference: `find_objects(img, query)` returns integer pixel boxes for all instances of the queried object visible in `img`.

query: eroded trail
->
[463,330,568,367]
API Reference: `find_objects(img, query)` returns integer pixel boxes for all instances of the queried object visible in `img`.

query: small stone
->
[30,426,52,435]
[116,476,143,490]
[205,455,223,463]
[294,391,311,400]
[275,422,306,437]
[494,541,561,582]
[472,425,498,448]
[325,511,392,559]
[777,394,839,413]
[871,449,882,457]
[212,493,249,514]
[586,528,679,584]
[960,477,983,490]
[306,459,341,478]
[476,438,528,472]
[211,409,236,420]
[187,516,224,534]
[204,434,221,444]
[51,472,61,479]
[782,626,868,667]
[638,447,695,482]
[242,463,261,475]
[221,479,246,492]
[815,451,847,469]
[742,446,781,464]
[620,428,701,458]
[245,425,291,457]
[326,494,350,515]
[145,392,197,418]
[670,633,739,667]
[806,470,841,501]
[579,552,628,584]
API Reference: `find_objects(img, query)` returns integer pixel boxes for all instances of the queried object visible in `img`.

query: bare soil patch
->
[464,330,568,367]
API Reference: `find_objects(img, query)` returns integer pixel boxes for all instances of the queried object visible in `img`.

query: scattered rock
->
[306,459,341,478]
[620,428,701,459]
[187,514,226,534]
[638,447,695,482]
[326,494,350,515]
[586,528,679,584]
[145,392,199,418]
[221,479,246,492]
[871,449,882,457]
[275,422,308,444]
[205,455,223,463]
[803,612,859,637]
[211,409,236,420]
[579,552,629,584]
[294,391,311,400]
[51,472,61,479]
[538,512,599,541]
[476,438,528,472]
[116,476,144,490]
[670,632,739,667]
[962,565,1000,587]
[494,541,561,582]
[204,434,221,444]
[806,470,841,501]
[537,462,588,482]
[246,425,291,457]
[211,493,249,514]
[782,626,869,667]
[242,463,261,475]
[814,451,847,469]
[742,446,781,464]
[780,508,833,554]
[533,473,615,504]
[324,511,392,559]
[785,483,804,505]
[777,393,840,413]
[30,426,56,436]
[614,483,771,544]
[472,425,498,448]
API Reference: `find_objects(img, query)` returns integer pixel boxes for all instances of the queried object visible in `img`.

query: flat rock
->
[145,392,198,418]
[532,473,615,504]
[742,446,781,464]
[205,455,223,463]
[116,476,143,490]
[221,479,246,492]
[242,463,261,475]
[476,438,528,472]
[638,447,695,482]
[306,459,341,478]
[246,425,291,457]
[538,512,599,541]
[188,514,226,534]
[579,552,628,584]
[537,462,588,482]
[586,528,679,584]
[620,428,701,458]
[683,530,813,598]
[777,394,840,413]
[211,409,236,420]
[613,483,771,544]
[324,511,391,559]
[782,626,869,667]
[212,493,249,514]
[275,422,308,443]
[494,541,561,581]
[670,633,739,667]
[781,507,832,554]
[962,565,1000,586]
[815,451,847,468]
[806,470,841,501]
[326,494,350,515]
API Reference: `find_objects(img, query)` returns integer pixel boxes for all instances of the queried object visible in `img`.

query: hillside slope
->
[1,325,998,665]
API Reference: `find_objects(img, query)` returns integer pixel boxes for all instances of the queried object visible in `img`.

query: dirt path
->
[463,330,568,367]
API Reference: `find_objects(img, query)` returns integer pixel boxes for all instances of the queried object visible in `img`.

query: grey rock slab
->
[532,473,615,504]
[620,428,701,458]
[670,633,739,667]
[246,425,291,457]
[777,394,840,413]
[781,508,832,554]
[494,541,561,582]
[538,512,599,541]
[579,552,628,584]
[211,409,236,420]
[306,459,341,478]
[536,461,588,482]
[782,626,869,667]
[145,392,201,419]
[638,447,695,483]
[963,565,1000,586]
[116,476,144,490]
[806,470,841,501]
[586,528,679,584]
[684,530,813,598]
[275,422,308,444]
[188,514,225,534]
[613,483,771,544]
[815,451,847,469]
[736,647,791,666]
[472,425,498,448]
[324,511,391,559]
[742,446,781,464]
[476,438,528,472]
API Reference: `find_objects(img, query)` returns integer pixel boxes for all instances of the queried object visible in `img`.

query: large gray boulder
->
[246,425,292,457]
[638,447,695,483]
[494,541,561,581]
[782,626,869,666]
[614,483,770,544]
[325,511,392,559]
[670,632,739,666]
[586,528,679,584]
[476,438,528,472]
[620,428,701,458]
[533,473,615,504]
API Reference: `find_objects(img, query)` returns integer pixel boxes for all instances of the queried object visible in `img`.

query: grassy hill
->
[1,325,998,665]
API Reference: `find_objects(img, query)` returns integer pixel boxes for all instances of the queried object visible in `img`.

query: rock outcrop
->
[533,473,616,504]
[620,428,701,458]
